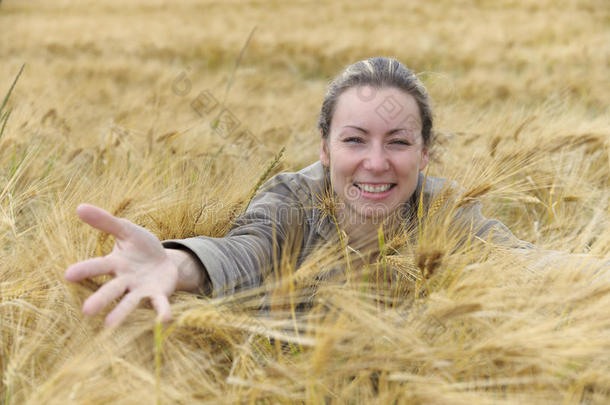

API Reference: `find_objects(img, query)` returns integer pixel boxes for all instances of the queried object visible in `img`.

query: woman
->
[65,57,537,327]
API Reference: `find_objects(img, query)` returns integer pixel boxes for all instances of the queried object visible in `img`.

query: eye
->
[390,139,410,146]
[344,137,363,144]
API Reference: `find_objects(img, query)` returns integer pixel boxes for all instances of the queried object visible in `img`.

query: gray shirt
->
[163,161,531,296]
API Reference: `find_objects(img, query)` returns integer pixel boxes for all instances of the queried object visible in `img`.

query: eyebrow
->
[342,125,411,136]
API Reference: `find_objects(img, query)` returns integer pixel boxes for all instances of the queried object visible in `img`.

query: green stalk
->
[0,64,25,141]
[0,64,25,114]
[378,223,387,283]
[378,224,387,309]
[417,165,430,242]
[0,110,11,141]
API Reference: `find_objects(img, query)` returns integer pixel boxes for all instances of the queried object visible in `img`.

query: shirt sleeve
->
[162,174,309,297]
[451,199,609,278]
[418,176,534,250]
[453,201,535,249]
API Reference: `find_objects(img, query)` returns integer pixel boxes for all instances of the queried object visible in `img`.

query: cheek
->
[398,152,423,170]
[393,155,417,176]
[329,147,357,173]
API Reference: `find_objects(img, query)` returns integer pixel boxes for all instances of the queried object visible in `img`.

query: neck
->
[336,206,405,252]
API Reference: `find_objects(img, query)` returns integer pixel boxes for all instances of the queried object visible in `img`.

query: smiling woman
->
[66,57,568,327]
[320,86,429,229]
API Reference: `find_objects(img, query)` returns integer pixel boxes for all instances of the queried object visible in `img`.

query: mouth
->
[353,182,396,193]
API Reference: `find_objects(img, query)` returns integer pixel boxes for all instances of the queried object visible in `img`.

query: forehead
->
[332,86,421,130]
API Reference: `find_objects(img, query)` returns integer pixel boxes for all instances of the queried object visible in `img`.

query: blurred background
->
[1,0,609,403]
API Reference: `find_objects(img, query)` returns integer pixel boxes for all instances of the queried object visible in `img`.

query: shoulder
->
[413,172,459,207]
[247,161,326,211]
[241,161,327,233]
[260,161,326,197]
[270,161,325,187]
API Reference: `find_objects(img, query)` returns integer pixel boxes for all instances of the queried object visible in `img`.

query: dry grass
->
[1,0,609,403]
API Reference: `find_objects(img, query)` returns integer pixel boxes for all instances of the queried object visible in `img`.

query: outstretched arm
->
[65,204,209,327]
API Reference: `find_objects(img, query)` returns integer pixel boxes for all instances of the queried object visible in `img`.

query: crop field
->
[1,0,609,403]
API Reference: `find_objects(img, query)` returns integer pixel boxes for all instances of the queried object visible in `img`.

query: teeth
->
[356,183,393,193]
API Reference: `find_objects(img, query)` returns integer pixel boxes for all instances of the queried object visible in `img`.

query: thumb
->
[77,204,130,240]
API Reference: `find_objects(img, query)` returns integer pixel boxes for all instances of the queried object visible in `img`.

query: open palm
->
[65,204,177,327]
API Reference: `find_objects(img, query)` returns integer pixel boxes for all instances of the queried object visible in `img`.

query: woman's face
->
[320,86,429,221]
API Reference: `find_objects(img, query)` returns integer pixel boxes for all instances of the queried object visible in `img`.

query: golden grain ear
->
[319,138,330,167]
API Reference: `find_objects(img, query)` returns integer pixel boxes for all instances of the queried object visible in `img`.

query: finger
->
[105,292,143,327]
[76,203,130,240]
[150,295,172,323]
[82,277,128,316]
[65,256,114,282]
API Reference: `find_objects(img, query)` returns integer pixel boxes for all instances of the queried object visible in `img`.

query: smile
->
[354,183,396,193]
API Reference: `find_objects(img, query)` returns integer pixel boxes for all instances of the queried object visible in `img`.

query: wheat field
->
[1,0,609,403]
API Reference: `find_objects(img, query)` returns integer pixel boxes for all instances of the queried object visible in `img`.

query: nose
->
[362,143,390,172]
